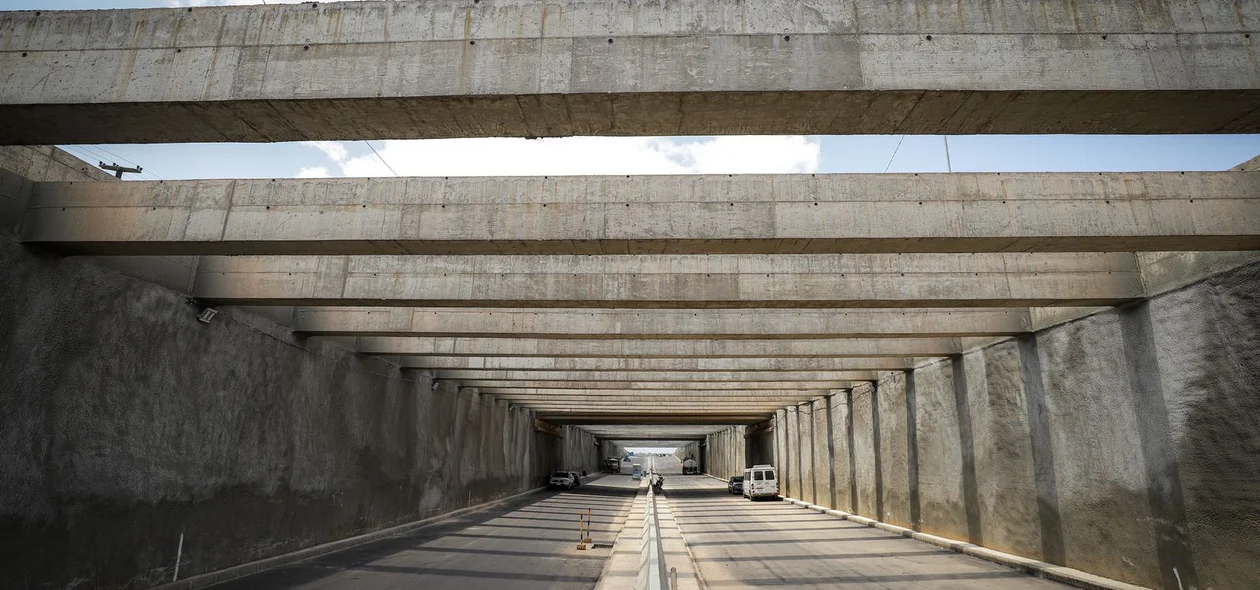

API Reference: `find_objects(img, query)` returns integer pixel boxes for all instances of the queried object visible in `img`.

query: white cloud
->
[301,141,349,163]
[320,136,819,178]
[296,166,331,178]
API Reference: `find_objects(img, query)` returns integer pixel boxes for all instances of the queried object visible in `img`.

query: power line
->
[94,145,161,180]
[882,135,907,173]
[362,141,395,177]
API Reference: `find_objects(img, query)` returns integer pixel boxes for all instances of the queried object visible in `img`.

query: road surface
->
[664,475,1067,589]
[209,475,637,589]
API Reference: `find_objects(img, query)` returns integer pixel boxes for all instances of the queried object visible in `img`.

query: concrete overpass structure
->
[2,1,1260,144]
[2,2,1259,590]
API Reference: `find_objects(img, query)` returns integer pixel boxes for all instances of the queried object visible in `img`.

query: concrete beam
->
[4,2,1259,144]
[538,413,772,426]
[403,356,918,372]
[431,370,880,382]
[291,307,1030,339]
[193,253,1142,308]
[363,336,960,358]
[464,381,852,390]
[24,173,1260,255]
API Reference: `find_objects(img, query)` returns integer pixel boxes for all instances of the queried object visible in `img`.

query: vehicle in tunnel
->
[681,457,699,474]
[548,471,577,490]
[742,465,779,500]
[603,457,622,473]
[631,464,643,480]
[727,475,744,494]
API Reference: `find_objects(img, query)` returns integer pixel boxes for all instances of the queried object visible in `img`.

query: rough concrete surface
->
[1146,263,1260,590]
[25,172,1260,255]
[876,374,912,529]
[3,1,1260,143]
[0,230,581,589]
[812,397,832,509]
[968,340,1044,560]
[747,424,773,468]
[912,360,971,541]
[1037,312,1162,586]
[830,393,854,513]
[799,403,816,506]
[850,385,878,518]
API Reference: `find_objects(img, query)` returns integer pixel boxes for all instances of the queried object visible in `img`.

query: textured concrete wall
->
[798,403,816,505]
[0,231,551,590]
[850,384,878,518]
[912,361,970,540]
[786,406,802,501]
[876,376,912,528]
[966,340,1043,558]
[1039,312,1161,584]
[811,397,832,508]
[558,426,600,475]
[701,427,747,481]
[831,392,855,512]
[775,262,1260,589]
[746,424,774,468]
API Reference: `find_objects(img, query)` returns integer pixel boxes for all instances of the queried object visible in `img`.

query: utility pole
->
[98,161,142,179]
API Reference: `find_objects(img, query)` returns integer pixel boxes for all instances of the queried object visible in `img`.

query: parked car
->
[727,475,744,494]
[549,471,577,490]
[742,465,779,500]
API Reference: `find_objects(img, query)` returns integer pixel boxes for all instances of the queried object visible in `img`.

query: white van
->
[742,465,779,499]
[631,464,643,480]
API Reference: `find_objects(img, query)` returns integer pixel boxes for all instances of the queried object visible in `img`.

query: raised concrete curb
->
[149,484,548,590]
[595,479,648,590]
[597,478,701,590]
[776,494,1152,590]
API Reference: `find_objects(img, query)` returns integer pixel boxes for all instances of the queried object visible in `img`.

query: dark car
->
[727,475,744,494]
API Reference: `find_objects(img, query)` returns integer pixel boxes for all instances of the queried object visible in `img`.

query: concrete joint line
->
[778,495,1152,590]
[149,485,548,590]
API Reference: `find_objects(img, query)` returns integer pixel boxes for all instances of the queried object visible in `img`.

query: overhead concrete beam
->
[290,307,1031,338]
[431,370,879,382]
[363,336,960,358]
[467,381,851,390]
[403,356,918,372]
[192,253,1142,308]
[24,173,1260,255]
[538,413,772,425]
[4,1,1260,144]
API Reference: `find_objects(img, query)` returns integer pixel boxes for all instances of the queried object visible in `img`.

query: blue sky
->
[10,0,1260,181]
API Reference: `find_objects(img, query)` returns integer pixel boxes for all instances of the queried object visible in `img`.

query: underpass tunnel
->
[3,2,1260,589]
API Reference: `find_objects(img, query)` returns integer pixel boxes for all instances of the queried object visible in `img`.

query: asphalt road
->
[664,475,1068,589]
[209,475,638,590]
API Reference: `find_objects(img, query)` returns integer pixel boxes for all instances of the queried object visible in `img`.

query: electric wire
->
[363,140,399,176]
[882,135,907,173]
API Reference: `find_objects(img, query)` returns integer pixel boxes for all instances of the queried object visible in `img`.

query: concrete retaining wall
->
[559,425,601,475]
[700,426,746,481]
[0,230,561,589]
[770,260,1260,589]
